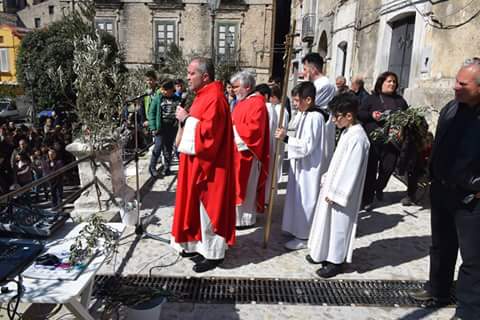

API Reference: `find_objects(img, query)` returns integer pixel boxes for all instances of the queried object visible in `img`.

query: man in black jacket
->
[410,58,480,320]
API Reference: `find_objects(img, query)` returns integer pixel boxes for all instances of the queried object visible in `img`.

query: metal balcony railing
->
[302,13,316,43]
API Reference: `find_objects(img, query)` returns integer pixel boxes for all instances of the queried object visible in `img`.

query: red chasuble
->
[172,81,236,246]
[232,94,270,213]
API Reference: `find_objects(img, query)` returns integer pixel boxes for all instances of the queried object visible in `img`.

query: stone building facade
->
[292,0,480,126]
[17,0,275,82]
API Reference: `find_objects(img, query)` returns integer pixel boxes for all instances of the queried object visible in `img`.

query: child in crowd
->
[275,82,328,250]
[307,93,370,278]
[42,148,64,208]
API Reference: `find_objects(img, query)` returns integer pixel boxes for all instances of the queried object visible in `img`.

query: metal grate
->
[94,275,456,307]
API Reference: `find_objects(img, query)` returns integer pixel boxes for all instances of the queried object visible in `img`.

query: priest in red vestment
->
[172,57,236,273]
[230,71,270,228]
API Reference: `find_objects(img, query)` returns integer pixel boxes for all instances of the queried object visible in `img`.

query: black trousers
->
[429,181,480,319]
[363,142,399,204]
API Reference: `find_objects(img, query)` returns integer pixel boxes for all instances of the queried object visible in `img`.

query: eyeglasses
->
[463,57,480,66]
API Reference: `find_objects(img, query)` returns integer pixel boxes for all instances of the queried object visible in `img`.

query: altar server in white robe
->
[302,53,336,168]
[265,84,290,201]
[307,93,370,278]
[275,82,327,250]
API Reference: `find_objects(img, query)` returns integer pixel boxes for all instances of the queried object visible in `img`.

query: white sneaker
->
[284,238,307,250]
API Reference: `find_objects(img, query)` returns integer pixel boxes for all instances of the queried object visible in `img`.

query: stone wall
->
[294,0,480,129]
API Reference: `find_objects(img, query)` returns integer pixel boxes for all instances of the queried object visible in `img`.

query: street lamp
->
[207,0,221,63]
[24,66,36,127]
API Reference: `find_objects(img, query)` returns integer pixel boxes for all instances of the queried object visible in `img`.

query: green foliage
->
[159,42,240,84]
[370,107,429,149]
[72,33,127,148]
[68,215,119,266]
[16,2,120,111]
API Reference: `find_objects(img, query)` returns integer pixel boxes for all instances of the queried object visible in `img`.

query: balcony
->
[302,13,316,43]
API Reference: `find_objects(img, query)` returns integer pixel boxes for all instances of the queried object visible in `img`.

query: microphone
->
[125,89,153,104]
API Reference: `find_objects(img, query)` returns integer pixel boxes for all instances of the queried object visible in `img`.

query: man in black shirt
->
[410,58,480,320]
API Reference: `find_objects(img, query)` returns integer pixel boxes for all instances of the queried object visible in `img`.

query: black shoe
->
[190,254,205,264]
[305,255,323,265]
[409,288,450,306]
[192,258,224,273]
[179,250,198,258]
[376,190,384,201]
[236,225,256,230]
[401,196,415,206]
[149,168,159,178]
[164,168,171,176]
[316,263,343,278]
[363,203,373,211]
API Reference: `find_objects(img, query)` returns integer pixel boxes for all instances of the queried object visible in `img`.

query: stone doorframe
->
[373,1,431,92]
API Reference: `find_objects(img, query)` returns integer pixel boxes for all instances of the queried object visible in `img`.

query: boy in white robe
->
[307,93,370,278]
[275,82,327,250]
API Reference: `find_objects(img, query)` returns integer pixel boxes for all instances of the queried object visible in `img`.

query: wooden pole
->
[263,20,297,248]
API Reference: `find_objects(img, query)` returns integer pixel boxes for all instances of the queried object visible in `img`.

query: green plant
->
[68,215,120,266]
[16,1,119,111]
[159,42,240,83]
[370,107,428,149]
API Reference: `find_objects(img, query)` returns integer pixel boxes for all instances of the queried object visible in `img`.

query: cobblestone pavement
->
[94,164,459,320]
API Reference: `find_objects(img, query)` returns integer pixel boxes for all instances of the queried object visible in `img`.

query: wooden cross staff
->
[263,20,297,248]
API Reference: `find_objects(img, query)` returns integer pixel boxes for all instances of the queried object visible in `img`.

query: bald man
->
[410,58,480,320]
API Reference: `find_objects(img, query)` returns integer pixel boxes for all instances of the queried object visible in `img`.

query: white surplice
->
[281,110,327,239]
[265,102,290,201]
[308,124,370,264]
[233,126,261,227]
[313,76,336,171]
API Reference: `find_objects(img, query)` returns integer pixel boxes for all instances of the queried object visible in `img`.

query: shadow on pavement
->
[222,194,291,269]
[356,210,405,238]
[346,235,431,274]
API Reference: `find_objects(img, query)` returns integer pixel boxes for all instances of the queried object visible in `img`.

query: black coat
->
[430,100,480,194]
[358,93,408,135]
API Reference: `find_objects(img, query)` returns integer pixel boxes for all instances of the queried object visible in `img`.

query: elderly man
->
[410,57,480,320]
[171,57,236,273]
[350,75,370,104]
[230,71,270,228]
[302,53,336,169]
[335,76,349,94]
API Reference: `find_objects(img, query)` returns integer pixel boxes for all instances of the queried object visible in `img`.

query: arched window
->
[318,31,328,59]
[336,41,347,77]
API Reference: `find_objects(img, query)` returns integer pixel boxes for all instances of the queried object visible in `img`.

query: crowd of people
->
[0,117,77,207]
[167,55,479,319]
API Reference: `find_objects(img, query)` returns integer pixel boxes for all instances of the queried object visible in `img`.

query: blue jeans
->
[149,135,163,173]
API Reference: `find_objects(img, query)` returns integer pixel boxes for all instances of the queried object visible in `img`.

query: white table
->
[0,222,125,320]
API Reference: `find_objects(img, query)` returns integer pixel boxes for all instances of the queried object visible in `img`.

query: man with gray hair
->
[230,71,270,228]
[335,75,349,94]
[351,75,369,104]
[410,57,480,320]
[171,57,236,273]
